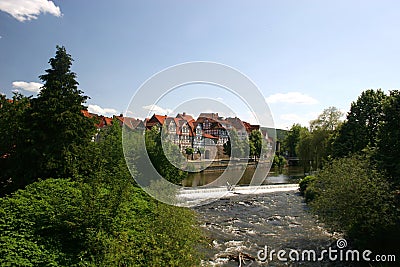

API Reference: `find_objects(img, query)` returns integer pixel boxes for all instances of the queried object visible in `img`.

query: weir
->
[178,184,299,206]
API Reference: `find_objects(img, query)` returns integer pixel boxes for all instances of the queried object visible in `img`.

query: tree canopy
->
[330,89,387,158]
[376,90,400,185]
[0,46,205,266]
[29,45,96,180]
[295,107,342,171]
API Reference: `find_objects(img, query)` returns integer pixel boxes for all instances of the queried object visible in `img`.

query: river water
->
[183,166,305,187]
[191,167,347,266]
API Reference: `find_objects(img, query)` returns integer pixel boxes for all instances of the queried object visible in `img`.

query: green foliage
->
[308,156,399,250]
[29,45,96,180]
[249,130,262,160]
[0,46,96,195]
[298,175,316,196]
[272,154,286,169]
[0,178,204,267]
[301,175,318,203]
[0,179,86,266]
[1,46,205,266]
[145,127,187,185]
[296,107,342,172]
[223,129,248,159]
[282,123,305,158]
[0,93,32,195]
[309,106,343,132]
[376,90,400,186]
[296,127,312,172]
[79,123,203,266]
[185,147,194,160]
[296,90,400,255]
[330,89,387,158]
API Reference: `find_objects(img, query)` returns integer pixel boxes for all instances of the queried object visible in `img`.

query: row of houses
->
[83,111,272,160]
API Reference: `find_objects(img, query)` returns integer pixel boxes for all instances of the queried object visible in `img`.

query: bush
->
[272,155,287,168]
[299,175,316,195]
[309,156,400,252]
[304,185,318,203]
[299,176,318,202]
[0,178,86,266]
[0,178,204,266]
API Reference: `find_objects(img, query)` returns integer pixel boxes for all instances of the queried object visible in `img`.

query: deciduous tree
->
[330,89,387,158]
[0,93,32,195]
[377,90,400,185]
[282,123,305,158]
[249,130,262,160]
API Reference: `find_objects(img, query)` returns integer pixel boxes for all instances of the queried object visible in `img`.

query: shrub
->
[0,178,204,266]
[309,156,400,251]
[272,155,287,168]
[0,178,86,266]
[299,175,318,202]
[299,175,316,195]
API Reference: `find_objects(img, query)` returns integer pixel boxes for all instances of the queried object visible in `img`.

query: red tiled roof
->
[146,114,168,130]
[203,133,218,139]
[104,117,113,126]
[198,112,223,121]
[226,117,246,131]
[114,115,124,124]
[242,121,260,133]
[176,119,183,135]
[154,114,167,124]
[176,112,194,122]
[130,119,145,129]
[187,120,195,129]
[81,110,92,118]
[146,114,167,129]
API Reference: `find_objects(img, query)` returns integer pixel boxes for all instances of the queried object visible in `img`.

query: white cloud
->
[12,81,43,93]
[266,92,319,105]
[0,0,62,22]
[88,104,119,117]
[276,112,320,129]
[142,104,172,115]
[280,113,304,122]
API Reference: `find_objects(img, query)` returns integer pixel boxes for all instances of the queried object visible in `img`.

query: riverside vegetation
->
[287,90,400,257]
[2,46,399,266]
[0,46,204,266]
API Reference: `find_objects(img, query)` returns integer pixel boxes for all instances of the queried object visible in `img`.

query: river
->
[183,166,305,187]
[189,167,348,266]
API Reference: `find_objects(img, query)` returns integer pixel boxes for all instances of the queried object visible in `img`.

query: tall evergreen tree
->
[30,45,95,179]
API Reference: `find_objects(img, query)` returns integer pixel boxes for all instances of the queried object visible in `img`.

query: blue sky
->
[1,0,400,129]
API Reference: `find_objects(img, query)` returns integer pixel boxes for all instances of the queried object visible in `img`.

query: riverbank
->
[195,190,345,266]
